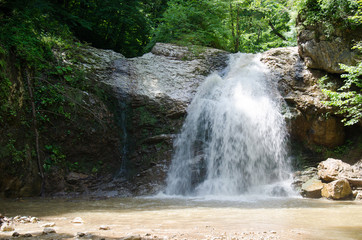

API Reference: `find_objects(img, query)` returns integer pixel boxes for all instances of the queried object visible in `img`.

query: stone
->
[43,227,56,234]
[122,235,142,240]
[292,167,318,190]
[76,232,86,237]
[41,222,55,227]
[0,223,14,232]
[297,18,362,74]
[21,233,32,237]
[66,172,89,182]
[12,232,19,237]
[30,217,38,223]
[318,158,354,182]
[321,179,352,200]
[71,217,84,224]
[99,225,110,230]
[301,178,324,198]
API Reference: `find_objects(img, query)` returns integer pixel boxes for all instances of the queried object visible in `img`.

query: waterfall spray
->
[165,53,292,197]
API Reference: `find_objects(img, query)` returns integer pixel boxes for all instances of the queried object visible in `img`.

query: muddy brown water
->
[0,196,361,239]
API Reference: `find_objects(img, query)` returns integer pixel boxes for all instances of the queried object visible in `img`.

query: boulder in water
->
[321,179,352,200]
[301,178,324,198]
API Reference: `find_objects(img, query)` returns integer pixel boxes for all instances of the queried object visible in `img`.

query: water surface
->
[1,196,361,239]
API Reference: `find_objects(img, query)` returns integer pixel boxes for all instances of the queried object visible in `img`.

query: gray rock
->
[297,22,362,73]
[42,227,56,234]
[301,178,324,198]
[292,167,318,190]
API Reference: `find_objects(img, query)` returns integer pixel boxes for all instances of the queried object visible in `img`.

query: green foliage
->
[318,2,362,126]
[320,58,362,125]
[151,0,295,53]
[43,145,66,172]
[298,0,361,34]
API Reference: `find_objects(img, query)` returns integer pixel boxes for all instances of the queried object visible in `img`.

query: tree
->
[151,0,294,53]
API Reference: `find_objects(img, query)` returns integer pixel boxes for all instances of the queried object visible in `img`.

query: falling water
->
[165,53,292,197]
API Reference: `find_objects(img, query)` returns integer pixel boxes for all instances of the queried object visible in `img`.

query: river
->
[1,196,361,239]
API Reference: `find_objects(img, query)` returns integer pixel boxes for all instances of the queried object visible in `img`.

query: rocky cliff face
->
[78,43,229,195]
[297,17,362,73]
[261,47,345,148]
[2,40,357,197]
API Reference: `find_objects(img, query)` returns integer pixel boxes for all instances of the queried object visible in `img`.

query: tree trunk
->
[268,21,287,41]
[25,69,44,195]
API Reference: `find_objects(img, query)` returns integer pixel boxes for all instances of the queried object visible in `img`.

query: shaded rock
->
[66,172,89,183]
[321,179,352,200]
[318,158,355,182]
[21,233,32,237]
[12,232,19,237]
[292,167,318,190]
[43,227,56,234]
[301,178,324,198]
[76,232,86,237]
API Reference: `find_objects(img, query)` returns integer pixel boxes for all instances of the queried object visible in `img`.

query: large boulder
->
[301,178,324,198]
[261,47,345,147]
[318,158,361,183]
[297,17,362,74]
[321,179,352,200]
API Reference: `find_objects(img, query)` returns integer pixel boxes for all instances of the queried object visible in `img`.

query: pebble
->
[72,217,84,224]
[12,232,20,237]
[99,225,110,230]
[43,227,56,234]
[41,222,56,227]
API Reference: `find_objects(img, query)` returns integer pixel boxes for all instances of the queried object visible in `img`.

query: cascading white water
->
[165,53,292,197]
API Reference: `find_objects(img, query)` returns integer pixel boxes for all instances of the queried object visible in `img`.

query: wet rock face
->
[79,43,229,195]
[261,47,345,147]
[297,18,362,73]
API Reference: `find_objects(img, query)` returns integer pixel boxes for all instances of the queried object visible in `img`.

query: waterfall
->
[165,53,292,197]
